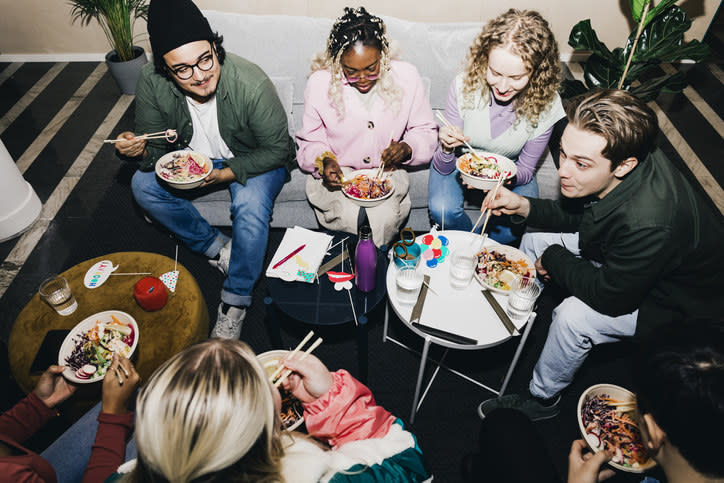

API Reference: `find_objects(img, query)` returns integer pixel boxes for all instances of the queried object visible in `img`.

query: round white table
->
[383,230,536,423]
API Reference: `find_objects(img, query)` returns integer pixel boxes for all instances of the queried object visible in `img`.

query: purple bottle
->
[355,224,377,292]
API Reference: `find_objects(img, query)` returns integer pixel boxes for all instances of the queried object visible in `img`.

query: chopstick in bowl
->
[268,330,314,383]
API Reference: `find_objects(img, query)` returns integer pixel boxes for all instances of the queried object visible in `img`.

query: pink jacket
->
[296,60,437,176]
[303,370,395,448]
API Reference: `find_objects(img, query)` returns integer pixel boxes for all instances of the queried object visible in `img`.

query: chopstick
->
[274,337,324,387]
[103,129,177,144]
[470,176,505,234]
[268,330,314,383]
[375,131,396,180]
[435,111,481,159]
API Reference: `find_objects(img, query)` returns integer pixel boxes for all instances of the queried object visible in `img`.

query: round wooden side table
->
[9,251,209,418]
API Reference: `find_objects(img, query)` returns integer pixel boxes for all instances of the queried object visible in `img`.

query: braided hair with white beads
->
[310,7,401,117]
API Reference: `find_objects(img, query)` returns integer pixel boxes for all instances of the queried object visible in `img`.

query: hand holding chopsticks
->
[104,129,177,144]
[470,176,506,234]
[270,331,324,387]
[435,112,481,159]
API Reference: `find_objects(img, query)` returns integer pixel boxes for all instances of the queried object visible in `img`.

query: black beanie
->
[147,0,214,61]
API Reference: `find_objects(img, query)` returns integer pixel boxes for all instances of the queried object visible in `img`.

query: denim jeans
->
[41,402,137,483]
[131,162,287,306]
[519,232,638,399]
[427,167,538,245]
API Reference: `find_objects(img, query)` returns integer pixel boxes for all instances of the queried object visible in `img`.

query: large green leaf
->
[583,53,623,89]
[568,20,616,63]
[629,0,650,22]
[623,6,710,63]
[630,72,687,102]
[643,0,678,27]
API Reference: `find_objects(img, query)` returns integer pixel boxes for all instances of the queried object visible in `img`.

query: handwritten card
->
[266,227,333,283]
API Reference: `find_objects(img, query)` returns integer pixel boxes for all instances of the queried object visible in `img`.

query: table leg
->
[499,312,536,396]
[263,296,284,348]
[410,336,432,424]
[357,314,368,384]
[382,301,389,343]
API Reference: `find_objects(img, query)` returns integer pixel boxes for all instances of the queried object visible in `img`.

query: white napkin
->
[266,227,333,283]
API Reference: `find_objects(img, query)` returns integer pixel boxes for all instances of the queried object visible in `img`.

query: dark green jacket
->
[133,54,296,184]
[525,149,724,335]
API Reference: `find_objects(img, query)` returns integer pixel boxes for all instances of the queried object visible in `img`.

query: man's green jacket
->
[133,53,296,184]
[525,149,724,335]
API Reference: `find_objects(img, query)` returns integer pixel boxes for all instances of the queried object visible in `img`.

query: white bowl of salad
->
[58,310,139,384]
[155,150,212,190]
[456,152,516,191]
[577,384,656,473]
[342,169,394,207]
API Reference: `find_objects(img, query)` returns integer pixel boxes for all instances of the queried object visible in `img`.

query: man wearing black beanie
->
[114,0,296,339]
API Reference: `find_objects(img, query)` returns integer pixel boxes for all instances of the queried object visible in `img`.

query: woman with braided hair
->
[428,9,565,245]
[296,7,437,245]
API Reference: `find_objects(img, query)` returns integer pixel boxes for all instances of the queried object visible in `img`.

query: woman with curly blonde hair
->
[296,7,437,245]
[83,339,430,482]
[429,9,565,244]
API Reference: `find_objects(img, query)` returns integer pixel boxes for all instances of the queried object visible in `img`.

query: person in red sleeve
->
[0,355,140,483]
[0,364,76,482]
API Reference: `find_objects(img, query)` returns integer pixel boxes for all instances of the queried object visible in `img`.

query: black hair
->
[632,320,724,477]
[154,32,226,80]
[326,7,388,60]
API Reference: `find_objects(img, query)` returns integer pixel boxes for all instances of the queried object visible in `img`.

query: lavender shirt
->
[432,81,556,186]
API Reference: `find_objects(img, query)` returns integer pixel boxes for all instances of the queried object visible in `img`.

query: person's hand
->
[114,132,147,158]
[381,141,412,169]
[321,156,344,189]
[535,256,551,282]
[201,167,235,187]
[439,125,467,153]
[101,354,140,415]
[567,440,615,483]
[280,354,333,403]
[33,365,77,408]
[482,186,530,218]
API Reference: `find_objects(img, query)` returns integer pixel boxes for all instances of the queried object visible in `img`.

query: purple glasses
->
[343,73,380,84]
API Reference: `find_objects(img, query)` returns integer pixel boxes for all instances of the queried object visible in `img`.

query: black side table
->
[265,231,388,382]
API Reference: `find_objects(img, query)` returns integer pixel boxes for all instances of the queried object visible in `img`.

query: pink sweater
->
[296,60,437,176]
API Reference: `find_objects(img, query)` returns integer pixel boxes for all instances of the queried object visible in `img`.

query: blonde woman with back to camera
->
[428,9,565,245]
[83,339,430,482]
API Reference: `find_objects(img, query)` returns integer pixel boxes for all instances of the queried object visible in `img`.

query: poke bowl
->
[474,244,536,293]
[342,168,394,207]
[577,384,656,473]
[257,350,305,431]
[155,150,212,190]
[456,152,516,191]
[58,310,139,384]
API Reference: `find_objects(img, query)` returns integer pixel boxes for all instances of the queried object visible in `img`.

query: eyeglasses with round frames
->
[343,72,380,84]
[168,52,215,80]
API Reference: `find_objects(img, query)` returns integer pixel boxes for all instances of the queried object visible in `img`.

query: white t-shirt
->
[186,95,234,160]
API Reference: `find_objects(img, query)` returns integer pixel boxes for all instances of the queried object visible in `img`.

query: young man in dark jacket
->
[114,0,296,339]
[477,89,724,421]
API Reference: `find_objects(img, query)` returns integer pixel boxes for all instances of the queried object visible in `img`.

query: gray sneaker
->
[209,239,232,276]
[477,393,561,422]
[211,303,246,339]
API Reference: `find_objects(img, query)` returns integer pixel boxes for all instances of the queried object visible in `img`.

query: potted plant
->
[68,0,150,94]
[561,0,710,102]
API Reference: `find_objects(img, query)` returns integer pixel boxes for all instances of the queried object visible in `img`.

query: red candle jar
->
[134,276,168,311]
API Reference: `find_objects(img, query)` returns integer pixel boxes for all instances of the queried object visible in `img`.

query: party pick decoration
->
[160,245,180,292]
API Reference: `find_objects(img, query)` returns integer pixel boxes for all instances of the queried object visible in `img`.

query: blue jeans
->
[41,402,137,483]
[519,233,638,399]
[427,167,538,245]
[132,162,287,306]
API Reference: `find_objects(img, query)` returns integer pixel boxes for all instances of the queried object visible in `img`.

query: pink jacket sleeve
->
[397,65,438,167]
[302,370,395,448]
[82,411,134,483]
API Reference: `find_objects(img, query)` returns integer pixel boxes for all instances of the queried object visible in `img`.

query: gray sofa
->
[193,11,560,231]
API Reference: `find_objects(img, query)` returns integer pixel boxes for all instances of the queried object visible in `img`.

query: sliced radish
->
[585,432,601,449]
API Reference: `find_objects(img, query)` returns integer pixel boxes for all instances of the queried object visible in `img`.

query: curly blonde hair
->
[310,7,402,118]
[461,9,561,127]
